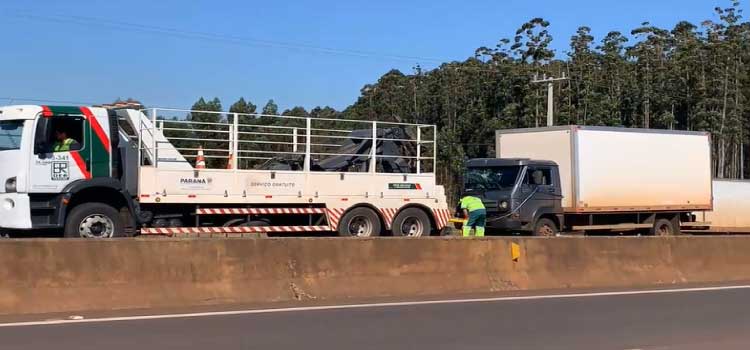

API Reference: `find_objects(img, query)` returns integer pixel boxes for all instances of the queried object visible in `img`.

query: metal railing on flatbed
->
[137,108,437,174]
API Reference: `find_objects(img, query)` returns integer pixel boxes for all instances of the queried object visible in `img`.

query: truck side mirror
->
[34,118,52,155]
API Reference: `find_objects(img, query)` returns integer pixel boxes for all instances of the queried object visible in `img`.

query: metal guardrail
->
[137,108,437,174]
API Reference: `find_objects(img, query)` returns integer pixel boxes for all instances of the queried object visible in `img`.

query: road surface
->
[1,286,749,349]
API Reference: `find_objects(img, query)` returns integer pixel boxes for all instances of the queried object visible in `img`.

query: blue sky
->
[0,0,740,111]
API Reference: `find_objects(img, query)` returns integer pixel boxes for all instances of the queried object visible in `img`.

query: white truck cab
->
[0,105,37,229]
[0,105,121,235]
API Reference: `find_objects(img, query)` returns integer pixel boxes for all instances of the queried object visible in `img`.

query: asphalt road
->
[2,287,750,350]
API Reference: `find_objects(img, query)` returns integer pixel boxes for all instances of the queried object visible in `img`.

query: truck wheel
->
[337,207,381,237]
[64,203,125,238]
[440,227,455,236]
[222,218,269,227]
[651,218,678,236]
[223,219,269,238]
[533,218,558,237]
[391,208,432,237]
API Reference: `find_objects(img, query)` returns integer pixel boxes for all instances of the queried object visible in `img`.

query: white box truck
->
[695,179,750,233]
[0,104,450,238]
[460,126,713,235]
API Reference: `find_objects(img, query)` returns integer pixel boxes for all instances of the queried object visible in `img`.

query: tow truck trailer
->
[0,104,450,238]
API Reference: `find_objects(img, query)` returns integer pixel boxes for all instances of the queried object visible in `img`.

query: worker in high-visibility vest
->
[53,129,80,152]
[459,194,486,237]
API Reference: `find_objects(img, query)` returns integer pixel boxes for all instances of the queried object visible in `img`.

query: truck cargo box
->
[496,126,712,213]
[697,180,750,232]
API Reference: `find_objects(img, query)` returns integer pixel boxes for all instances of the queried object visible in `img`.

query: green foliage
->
[187,97,226,168]
[262,99,279,115]
[342,0,749,201]
[228,97,257,115]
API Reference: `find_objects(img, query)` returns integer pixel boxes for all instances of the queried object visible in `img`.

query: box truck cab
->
[464,158,563,235]
[461,126,713,236]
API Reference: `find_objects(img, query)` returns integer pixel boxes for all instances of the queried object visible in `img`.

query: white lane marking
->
[2,284,750,328]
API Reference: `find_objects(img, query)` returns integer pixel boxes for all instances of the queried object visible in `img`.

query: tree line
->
[178,1,749,202]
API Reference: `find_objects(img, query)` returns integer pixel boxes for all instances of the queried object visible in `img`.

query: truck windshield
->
[465,166,521,191]
[0,121,23,151]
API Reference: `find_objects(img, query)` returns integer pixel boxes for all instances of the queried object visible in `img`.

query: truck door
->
[28,115,90,193]
[520,166,559,221]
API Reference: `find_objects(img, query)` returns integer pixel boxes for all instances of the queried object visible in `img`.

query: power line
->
[530,72,568,127]
[9,11,451,64]
[0,96,97,105]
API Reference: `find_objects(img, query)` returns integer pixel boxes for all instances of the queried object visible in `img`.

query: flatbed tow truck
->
[0,104,450,238]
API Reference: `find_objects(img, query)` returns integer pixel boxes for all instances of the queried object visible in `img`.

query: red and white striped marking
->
[325,208,347,231]
[195,146,206,169]
[197,208,326,215]
[379,208,399,229]
[141,225,331,236]
[432,208,452,229]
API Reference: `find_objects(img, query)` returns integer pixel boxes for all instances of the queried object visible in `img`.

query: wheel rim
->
[349,216,373,237]
[537,224,555,237]
[656,223,671,236]
[401,217,424,237]
[78,214,115,238]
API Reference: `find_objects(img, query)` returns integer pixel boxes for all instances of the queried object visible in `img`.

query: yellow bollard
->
[511,242,521,262]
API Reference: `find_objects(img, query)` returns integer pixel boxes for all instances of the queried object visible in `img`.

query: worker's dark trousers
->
[462,209,486,237]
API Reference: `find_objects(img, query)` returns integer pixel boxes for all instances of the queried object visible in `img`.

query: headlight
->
[5,177,16,193]
[3,198,14,210]
[499,200,509,209]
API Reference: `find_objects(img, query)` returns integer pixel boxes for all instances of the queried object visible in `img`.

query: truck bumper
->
[0,193,33,229]
[487,216,526,231]
[453,215,527,231]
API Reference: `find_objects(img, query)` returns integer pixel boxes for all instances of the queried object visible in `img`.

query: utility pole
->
[531,72,568,126]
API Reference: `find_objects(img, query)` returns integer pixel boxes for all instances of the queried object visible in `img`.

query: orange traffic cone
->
[195,146,206,169]
[226,152,234,170]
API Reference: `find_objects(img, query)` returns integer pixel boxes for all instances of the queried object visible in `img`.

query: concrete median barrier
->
[1,236,750,315]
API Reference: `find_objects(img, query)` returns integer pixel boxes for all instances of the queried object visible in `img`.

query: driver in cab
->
[53,128,81,152]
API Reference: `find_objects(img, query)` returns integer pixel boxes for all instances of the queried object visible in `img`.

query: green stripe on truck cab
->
[43,105,111,178]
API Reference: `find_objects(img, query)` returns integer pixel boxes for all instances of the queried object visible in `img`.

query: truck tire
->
[440,227,455,236]
[651,218,678,236]
[223,219,269,238]
[222,218,270,227]
[533,218,558,237]
[64,203,125,238]
[391,208,432,237]
[337,207,381,237]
